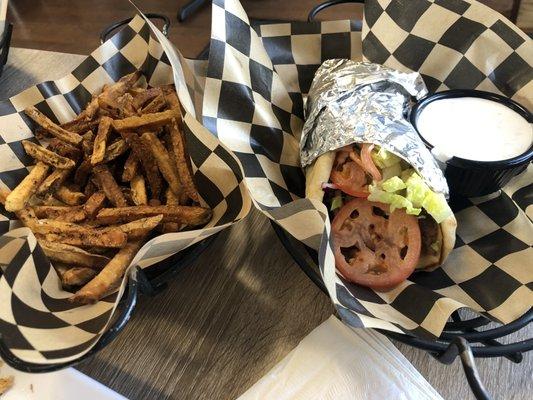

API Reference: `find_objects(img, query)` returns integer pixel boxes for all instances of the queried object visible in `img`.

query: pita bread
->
[305,151,335,201]
[305,152,457,268]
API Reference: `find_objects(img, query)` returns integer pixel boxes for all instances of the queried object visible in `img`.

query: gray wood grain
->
[1,48,531,400]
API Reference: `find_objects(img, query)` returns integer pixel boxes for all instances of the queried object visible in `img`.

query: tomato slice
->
[331,198,421,290]
[361,143,382,182]
[330,152,369,198]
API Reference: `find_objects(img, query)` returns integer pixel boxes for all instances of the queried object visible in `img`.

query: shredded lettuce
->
[371,146,402,169]
[382,176,406,193]
[368,186,421,215]
[330,195,344,211]
[369,164,451,222]
[381,163,402,181]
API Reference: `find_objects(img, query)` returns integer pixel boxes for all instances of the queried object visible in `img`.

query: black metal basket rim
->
[270,221,532,352]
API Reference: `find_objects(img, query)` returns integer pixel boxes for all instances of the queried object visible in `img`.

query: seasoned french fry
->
[41,194,66,206]
[5,162,50,211]
[61,117,100,134]
[62,267,99,288]
[141,131,182,197]
[91,116,113,165]
[33,205,86,222]
[94,164,128,207]
[141,93,166,114]
[96,204,212,226]
[73,159,92,186]
[24,106,82,146]
[39,224,127,248]
[36,168,70,196]
[103,139,128,163]
[22,140,75,169]
[82,130,94,157]
[121,152,139,182]
[69,240,143,304]
[116,93,137,117]
[118,130,162,198]
[47,139,82,161]
[118,215,163,239]
[132,87,160,109]
[168,117,200,202]
[55,185,86,206]
[39,240,109,268]
[0,189,38,228]
[98,71,142,103]
[83,191,106,219]
[112,109,178,132]
[162,86,180,110]
[130,174,147,205]
[162,188,182,232]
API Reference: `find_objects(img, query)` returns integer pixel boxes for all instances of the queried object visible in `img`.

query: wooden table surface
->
[1,48,532,400]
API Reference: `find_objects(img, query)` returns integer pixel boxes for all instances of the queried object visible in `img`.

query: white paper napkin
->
[238,316,443,400]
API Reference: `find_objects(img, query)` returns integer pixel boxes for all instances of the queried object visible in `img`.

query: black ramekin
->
[410,89,532,197]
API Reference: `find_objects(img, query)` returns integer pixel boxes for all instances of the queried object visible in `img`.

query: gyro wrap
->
[300,59,448,197]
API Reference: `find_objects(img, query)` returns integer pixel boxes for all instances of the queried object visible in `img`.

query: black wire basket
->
[271,221,533,400]
[0,22,12,78]
[0,13,217,373]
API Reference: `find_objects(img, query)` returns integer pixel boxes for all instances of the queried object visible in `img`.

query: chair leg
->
[177,0,210,22]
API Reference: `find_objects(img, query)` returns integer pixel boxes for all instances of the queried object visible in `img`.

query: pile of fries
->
[0,72,212,304]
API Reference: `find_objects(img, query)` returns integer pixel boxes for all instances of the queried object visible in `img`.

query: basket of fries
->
[0,11,250,370]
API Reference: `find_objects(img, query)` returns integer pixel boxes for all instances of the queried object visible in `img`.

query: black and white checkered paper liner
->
[0,14,252,365]
[362,0,533,109]
[203,0,532,337]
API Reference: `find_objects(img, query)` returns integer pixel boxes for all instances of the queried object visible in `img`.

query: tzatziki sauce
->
[416,97,532,162]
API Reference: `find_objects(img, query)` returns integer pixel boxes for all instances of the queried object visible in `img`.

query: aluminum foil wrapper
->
[300,59,449,196]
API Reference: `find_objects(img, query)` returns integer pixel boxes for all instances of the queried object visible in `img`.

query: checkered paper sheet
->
[362,0,533,109]
[0,14,252,366]
[203,0,532,338]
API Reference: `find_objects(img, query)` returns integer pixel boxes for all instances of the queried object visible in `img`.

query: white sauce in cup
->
[416,97,532,162]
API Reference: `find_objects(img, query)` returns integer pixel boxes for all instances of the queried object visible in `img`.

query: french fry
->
[33,205,86,222]
[61,117,100,134]
[103,139,129,163]
[112,109,178,132]
[119,130,162,198]
[168,117,200,203]
[24,106,82,146]
[61,267,99,287]
[37,222,127,248]
[73,159,92,186]
[162,188,182,232]
[162,86,180,110]
[141,93,166,114]
[91,116,113,165]
[83,191,106,219]
[94,164,128,207]
[141,131,182,197]
[36,168,70,196]
[116,93,137,117]
[96,204,212,226]
[118,215,163,239]
[132,87,160,109]
[82,130,94,157]
[22,140,75,169]
[0,189,38,228]
[5,162,50,211]
[39,240,109,268]
[70,239,143,304]
[121,152,139,182]
[55,185,86,205]
[41,194,66,206]
[130,174,147,205]
[47,138,82,161]
[98,71,142,103]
